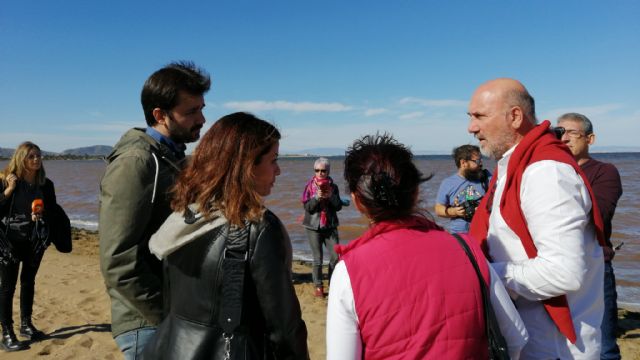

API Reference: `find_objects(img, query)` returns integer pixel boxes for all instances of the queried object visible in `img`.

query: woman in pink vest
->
[326,133,528,359]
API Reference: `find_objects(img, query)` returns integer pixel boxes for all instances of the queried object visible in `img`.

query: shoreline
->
[3,227,637,359]
[65,227,640,312]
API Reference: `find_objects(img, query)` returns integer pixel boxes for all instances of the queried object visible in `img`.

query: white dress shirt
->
[326,259,529,360]
[488,146,604,359]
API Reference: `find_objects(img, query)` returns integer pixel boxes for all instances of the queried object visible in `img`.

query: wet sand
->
[2,228,639,359]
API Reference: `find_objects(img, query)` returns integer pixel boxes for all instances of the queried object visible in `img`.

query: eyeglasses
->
[554,126,588,139]
[314,169,328,174]
[467,158,482,165]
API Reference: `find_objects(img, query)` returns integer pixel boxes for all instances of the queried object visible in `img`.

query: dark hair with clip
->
[344,133,432,222]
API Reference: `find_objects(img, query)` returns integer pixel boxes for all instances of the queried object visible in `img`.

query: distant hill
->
[591,146,640,153]
[0,145,112,159]
[0,147,13,158]
[62,145,113,156]
[290,147,346,156]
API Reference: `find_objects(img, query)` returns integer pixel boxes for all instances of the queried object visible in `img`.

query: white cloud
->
[543,103,623,120]
[398,97,467,108]
[280,118,476,154]
[364,108,388,117]
[63,121,139,133]
[88,111,105,118]
[224,100,352,112]
[398,112,424,120]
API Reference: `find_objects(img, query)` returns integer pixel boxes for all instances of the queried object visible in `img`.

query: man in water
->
[557,112,623,360]
[99,61,210,359]
[468,78,605,358]
[434,144,490,233]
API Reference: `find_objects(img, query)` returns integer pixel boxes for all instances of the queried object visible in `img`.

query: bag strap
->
[4,190,15,233]
[451,233,488,294]
[451,233,491,319]
[451,232,509,358]
[218,223,251,334]
[0,191,17,256]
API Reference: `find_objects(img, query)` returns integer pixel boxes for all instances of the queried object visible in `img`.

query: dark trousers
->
[0,240,43,326]
[601,261,621,360]
[306,228,339,287]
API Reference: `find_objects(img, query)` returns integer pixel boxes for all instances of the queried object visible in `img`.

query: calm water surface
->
[1,153,638,305]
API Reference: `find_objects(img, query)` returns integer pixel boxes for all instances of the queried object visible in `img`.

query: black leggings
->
[0,239,43,325]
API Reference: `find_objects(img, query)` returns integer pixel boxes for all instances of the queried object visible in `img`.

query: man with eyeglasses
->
[467,78,606,359]
[557,112,623,360]
[99,61,210,359]
[435,144,490,233]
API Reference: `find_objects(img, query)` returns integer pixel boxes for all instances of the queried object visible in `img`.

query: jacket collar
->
[149,204,228,259]
[335,216,441,257]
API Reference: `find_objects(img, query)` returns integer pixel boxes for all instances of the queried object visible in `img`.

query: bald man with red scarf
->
[467,78,605,359]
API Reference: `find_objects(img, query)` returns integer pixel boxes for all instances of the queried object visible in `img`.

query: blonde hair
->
[1,141,46,186]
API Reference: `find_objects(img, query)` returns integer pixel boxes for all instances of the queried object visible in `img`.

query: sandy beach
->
[2,228,639,359]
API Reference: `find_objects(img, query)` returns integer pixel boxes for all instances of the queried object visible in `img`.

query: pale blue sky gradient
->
[1,1,639,153]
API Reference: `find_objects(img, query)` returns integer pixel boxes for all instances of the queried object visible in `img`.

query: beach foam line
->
[70,219,99,231]
[618,301,640,312]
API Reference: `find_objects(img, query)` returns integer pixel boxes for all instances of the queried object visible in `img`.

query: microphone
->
[32,199,44,215]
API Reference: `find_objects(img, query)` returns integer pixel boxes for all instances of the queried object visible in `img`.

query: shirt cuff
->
[491,261,507,279]
[491,261,520,300]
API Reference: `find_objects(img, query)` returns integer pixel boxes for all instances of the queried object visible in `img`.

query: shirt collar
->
[498,144,517,170]
[146,127,186,158]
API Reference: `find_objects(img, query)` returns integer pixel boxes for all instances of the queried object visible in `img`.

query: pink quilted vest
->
[336,217,490,359]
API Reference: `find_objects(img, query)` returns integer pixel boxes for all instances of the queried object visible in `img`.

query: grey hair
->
[314,157,330,171]
[557,112,593,134]
[506,89,537,125]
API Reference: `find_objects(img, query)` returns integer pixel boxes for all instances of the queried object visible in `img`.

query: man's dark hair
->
[452,144,480,168]
[141,61,211,126]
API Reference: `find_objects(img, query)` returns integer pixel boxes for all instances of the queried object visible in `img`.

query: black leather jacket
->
[0,178,71,261]
[143,210,309,360]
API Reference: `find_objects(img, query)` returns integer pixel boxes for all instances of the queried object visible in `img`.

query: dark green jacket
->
[99,128,183,337]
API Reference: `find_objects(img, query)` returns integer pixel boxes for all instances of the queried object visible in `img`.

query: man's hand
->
[603,246,615,262]
[448,206,465,218]
[435,203,465,218]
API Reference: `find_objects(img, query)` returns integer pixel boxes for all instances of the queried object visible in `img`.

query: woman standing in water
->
[143,112,309,359]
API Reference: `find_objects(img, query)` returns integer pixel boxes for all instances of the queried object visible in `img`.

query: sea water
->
[1,153,638,306]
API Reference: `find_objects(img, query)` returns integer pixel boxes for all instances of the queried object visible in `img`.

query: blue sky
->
[1,1,639,154]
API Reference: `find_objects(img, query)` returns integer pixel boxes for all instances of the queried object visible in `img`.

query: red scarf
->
[469,120,605,344]
[301,176,333,228]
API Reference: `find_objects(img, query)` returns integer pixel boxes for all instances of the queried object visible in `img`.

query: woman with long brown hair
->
[143,112,309,359]
[0,142,70,352]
